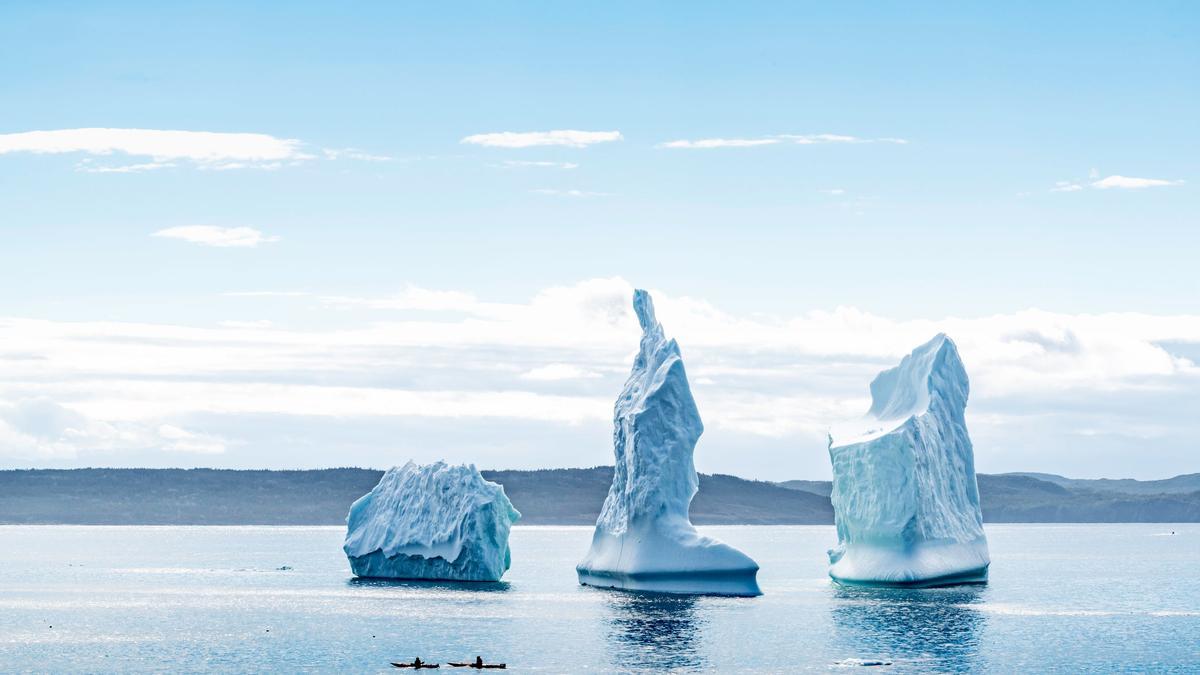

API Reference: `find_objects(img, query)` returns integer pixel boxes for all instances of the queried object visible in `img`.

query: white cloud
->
[199,161,283,171]
[319,286,483,313]
[1091,175,1183,190]
[520,364,603,381]
[75,159,177,174]
[1050,181,1084,193]
[793,133,907,144]
[322,147,393,162]
[460,130,623,149]
[0,128,313,170]
[152,226,280,248]
[156,424,227,454]
[218,320,274,329]
[530,188,612,197]
[1048,174,1185,193]
[658,133,908,149]
[14,382,608,428]
[5,277,1200,476]
[499,160,579,169]
[0,398,226,459]
[821,188,847,196]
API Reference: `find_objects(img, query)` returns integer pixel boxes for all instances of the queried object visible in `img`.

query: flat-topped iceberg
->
[344,461,520,582]
[827,334,989,587]
[577,290,761,596]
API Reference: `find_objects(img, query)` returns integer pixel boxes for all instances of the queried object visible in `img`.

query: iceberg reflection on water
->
[602,591,706,672]
[830,585,987,670]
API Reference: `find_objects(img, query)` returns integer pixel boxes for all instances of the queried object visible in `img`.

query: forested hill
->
[0,467,1197,525]
[0,467,832,526]
[780,474,1200,523]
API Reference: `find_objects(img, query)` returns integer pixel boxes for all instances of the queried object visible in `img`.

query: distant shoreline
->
[1,467,1197,525]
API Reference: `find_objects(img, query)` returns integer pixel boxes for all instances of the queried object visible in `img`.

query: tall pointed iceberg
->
[827,334,990,587]
[577,290,761,596]
[344,461,520,582]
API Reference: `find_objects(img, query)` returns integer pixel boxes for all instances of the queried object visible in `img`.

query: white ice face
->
[343,460,520,582]
[827,334,990,587]
[577,290,760,597]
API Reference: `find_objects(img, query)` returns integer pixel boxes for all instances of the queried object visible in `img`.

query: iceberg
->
[344,461,520,582]
[827,334,990,587]
[577,290,761,596]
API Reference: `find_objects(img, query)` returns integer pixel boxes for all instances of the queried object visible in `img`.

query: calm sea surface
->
[0,524,1197,673]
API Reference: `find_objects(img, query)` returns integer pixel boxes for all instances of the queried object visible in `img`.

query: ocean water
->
[0,524,1196,673]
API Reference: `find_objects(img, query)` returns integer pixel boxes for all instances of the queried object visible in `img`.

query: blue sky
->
[1,3,1198,478]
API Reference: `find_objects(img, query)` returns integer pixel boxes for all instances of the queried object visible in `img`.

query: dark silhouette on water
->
[448,656,506,669]
[392,657,439,669]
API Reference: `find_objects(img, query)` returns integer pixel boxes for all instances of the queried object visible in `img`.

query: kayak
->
[391,663,440,669]
[448,664,505,670]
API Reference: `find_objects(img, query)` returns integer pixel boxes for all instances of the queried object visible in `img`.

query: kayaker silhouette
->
[391,657,439,669]
[448,656,504,669]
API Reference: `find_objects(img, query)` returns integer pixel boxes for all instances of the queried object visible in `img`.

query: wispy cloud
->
[499,160,579,169]
[1050,181,1084,193]
[75,159,177,174]
[1048,174,1184,193]
[461,130,623,149]
[1091,175,1184,190]
[530,188,612,197]
[780,133,908,145]
[152,226,280,248]
[658,133,908,149]
[322,147,393,162]
[0,128,313,171]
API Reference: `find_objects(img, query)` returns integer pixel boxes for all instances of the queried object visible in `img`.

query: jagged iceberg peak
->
[578,289,760,596]
[344,460,520,582]
[827,334,990,587]
[598,289,702,535]
[866,333,967,424]
[831,333,969,447]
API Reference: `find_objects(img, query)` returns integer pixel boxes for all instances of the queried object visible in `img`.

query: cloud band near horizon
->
[2,278,1198,480]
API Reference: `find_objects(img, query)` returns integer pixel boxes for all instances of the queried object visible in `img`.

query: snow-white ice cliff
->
[344,461,520,582]
[827,334,990,587]
[577,290,761,596]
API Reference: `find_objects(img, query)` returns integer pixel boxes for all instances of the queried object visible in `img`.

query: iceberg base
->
[827,538,990,588]
[831,564,989,589]
[349,548,506,583]
[577,526,762,597]
[577,566,761,597]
